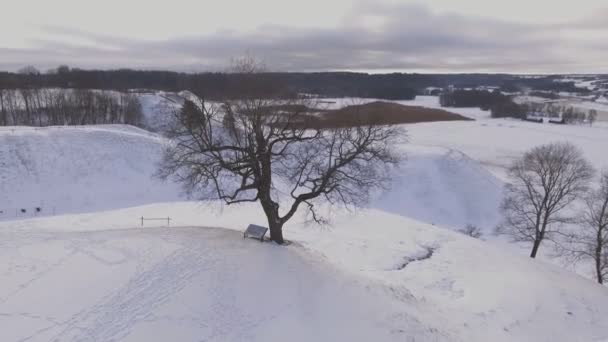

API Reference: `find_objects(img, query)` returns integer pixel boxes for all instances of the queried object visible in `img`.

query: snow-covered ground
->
[0,224,425,342]
[3,96,608,341]
[2,202,608,341]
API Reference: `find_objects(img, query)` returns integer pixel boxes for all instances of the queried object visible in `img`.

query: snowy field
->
[2,95,608,341]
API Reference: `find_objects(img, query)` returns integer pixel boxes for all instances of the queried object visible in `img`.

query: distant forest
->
[0,88,142,127]
[0,67,597,100]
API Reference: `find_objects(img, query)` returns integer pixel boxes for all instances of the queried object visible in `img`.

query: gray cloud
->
[1,3,607,73]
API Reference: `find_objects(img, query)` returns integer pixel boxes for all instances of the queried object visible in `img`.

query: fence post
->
[141,216,144,227]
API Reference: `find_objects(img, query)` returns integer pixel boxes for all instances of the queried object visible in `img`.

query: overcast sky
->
[1,0,607,73]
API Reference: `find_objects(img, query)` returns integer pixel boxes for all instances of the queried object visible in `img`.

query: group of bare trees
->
[561,107,597,126]
[523,103,598,126]
[499,142,608,283]
[0,88,143,127]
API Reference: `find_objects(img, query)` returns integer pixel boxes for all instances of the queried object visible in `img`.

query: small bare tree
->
[498,142,594,258]
[459,224,482,239]
[588,110,597,126]
[560,170,608,283]
[158,58,403,244]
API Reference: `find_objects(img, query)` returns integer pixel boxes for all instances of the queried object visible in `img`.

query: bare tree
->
[158,58,403,244]
[459,224,482,238]
[0,89,7,126]
[560,170,608,283]
[498,142,594,258]
[588,109,598,126]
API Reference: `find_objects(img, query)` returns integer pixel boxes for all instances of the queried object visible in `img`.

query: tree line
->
[0,88,143,126]
[439,89,528,119]
[1,65,598,101]
[439,89,510,110]
[1,66,419,100]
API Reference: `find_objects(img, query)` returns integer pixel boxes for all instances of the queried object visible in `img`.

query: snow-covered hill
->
[0,125,182,220]
[2,202,608,341]
[375,145,503,231]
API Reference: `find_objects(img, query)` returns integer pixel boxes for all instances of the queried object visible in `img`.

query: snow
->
[514,95,608,122]
[408,119,608,178]
[374,145,503,231]
[137,92,183,132]
[0,125,182,219]
[3,102,608,341]
[0,225,425,341]
[554,76,608,91]
[2,202,608,341]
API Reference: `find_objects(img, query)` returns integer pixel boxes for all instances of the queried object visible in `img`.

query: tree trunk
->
[268,221,285,244]
[530,239,541,258]
[259,196,285,244]
[596,258,603,284]
[596,230,604,284]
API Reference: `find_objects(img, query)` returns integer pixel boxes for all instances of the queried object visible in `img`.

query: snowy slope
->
[0,125,182,220]
[374,145,503,231]
[137,92,183,132]
[0,225,428,342]
[2,203,608,342]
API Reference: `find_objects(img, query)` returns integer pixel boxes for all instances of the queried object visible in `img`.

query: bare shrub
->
[460,224,482,238]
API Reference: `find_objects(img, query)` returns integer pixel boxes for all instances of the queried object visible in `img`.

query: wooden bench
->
[243,224,268,242]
